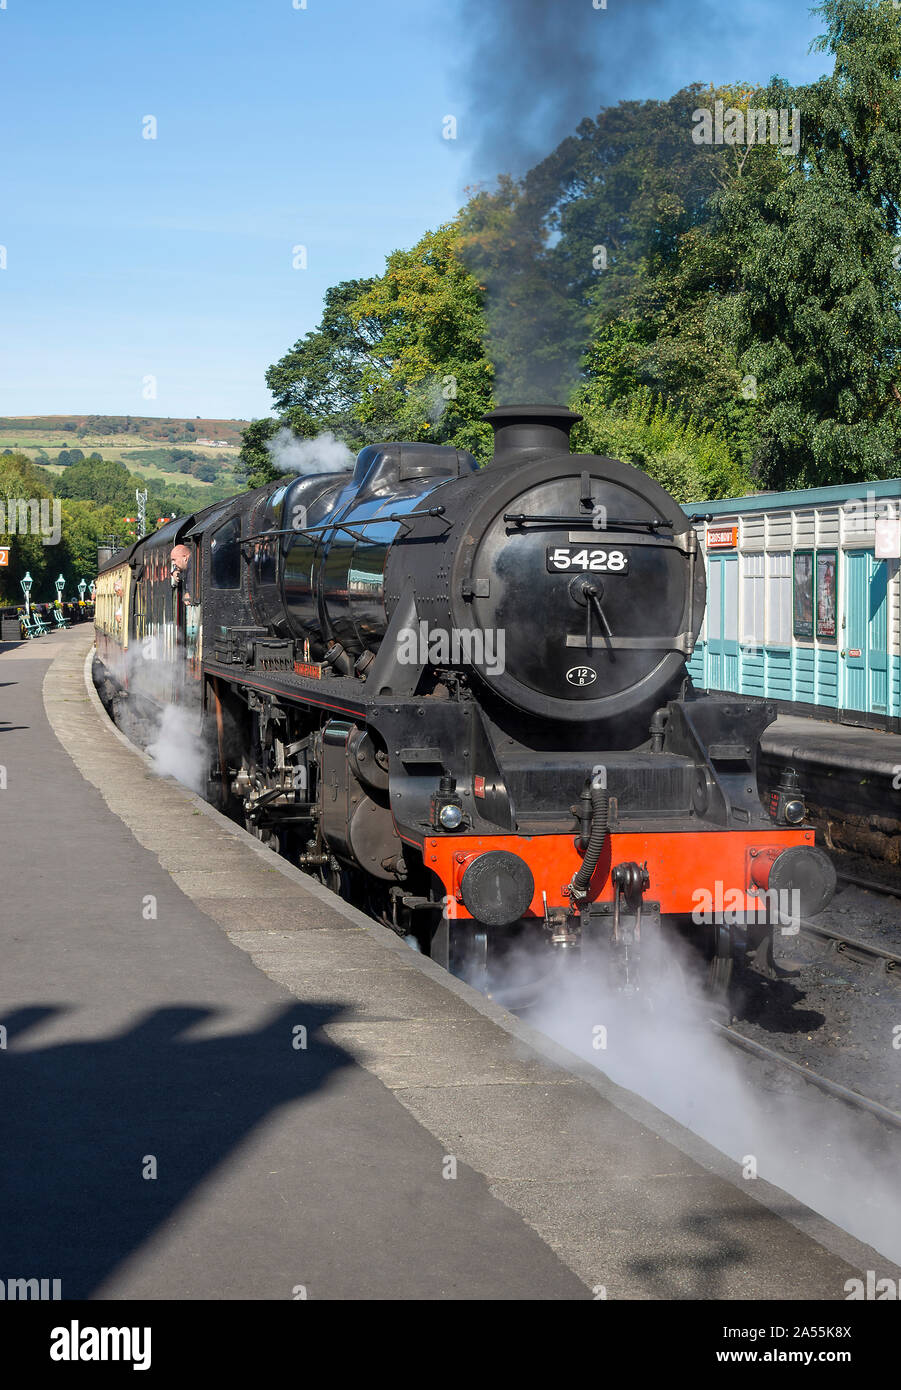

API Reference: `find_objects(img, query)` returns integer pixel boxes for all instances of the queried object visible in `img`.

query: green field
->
[0,415,249,489]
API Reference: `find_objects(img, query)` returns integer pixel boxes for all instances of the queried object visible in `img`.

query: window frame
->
[792,549,814,639]
[210,515,243,591]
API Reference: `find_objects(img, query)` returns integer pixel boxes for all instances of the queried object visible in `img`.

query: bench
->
[20,613,45,639]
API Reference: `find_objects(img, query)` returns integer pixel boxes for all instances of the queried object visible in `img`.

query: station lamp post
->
[55,574,65,608]
[89,580,96,602]
[78,579,87,605]
[20,571,32,621]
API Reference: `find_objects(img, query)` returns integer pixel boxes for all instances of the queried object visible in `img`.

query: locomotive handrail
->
[503,513,673,531]
[240,506,450,549]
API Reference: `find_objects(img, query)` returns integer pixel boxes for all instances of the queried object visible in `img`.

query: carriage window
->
[211,517,242,589]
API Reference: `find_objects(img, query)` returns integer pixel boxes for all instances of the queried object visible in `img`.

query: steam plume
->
[265,428,355,476]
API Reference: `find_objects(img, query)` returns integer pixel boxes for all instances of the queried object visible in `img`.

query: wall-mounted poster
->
[793,551,813,638]
[816,550,837,639]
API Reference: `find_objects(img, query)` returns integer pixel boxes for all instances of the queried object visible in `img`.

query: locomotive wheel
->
[319,858,350,899]
[450,922,489,991]
[705,924,734,1000]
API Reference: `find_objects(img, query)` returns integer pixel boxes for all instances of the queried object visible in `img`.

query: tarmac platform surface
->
[0,625,892,1300]
[761,713,901,781]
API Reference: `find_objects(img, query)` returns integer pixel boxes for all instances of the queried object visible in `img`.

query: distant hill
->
[0,415,249,446]
[0,414,252,492]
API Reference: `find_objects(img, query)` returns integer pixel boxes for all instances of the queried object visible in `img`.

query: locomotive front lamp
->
[439,803,464,831]
[432,773,465,832]
[769,767,806,825]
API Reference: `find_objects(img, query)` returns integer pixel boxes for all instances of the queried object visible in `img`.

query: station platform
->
[0,624,893,1300]
[760,713,901,860]
[763,713,901,782]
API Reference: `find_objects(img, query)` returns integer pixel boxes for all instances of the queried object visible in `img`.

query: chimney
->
[484,405,582,464]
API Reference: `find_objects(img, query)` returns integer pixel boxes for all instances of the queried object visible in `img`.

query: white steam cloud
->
[493,937,901,1268]
[265,427,354,476]
[117,641,210,795]
[146,702,208,794]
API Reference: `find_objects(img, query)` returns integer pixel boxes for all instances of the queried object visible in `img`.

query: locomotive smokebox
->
[485,405,582,464]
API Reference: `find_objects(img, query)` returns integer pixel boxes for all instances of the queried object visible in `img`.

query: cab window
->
[211,517,241,589]
[255,537,277,586]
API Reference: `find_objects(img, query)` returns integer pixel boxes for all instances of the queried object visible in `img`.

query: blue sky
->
[0,0,833,421]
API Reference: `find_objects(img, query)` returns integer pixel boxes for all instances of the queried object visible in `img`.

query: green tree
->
[591,12,901,489]
[710,1,901,486]
[58,499,122,586]
[350,221,494,457]
[571,388,749,503]
[55,456,135,510]
[0,452,56,601]
[240,277,382,487]
[573,84,779,475]
[239,418,281,489]
[243,224,496,485]
[266,277,381,443]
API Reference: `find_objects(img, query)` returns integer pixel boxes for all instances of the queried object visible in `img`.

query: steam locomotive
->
[93,406,835,996]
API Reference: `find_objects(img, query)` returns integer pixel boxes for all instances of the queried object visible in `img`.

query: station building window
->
[766,552,792,645]
[741,553,765,648]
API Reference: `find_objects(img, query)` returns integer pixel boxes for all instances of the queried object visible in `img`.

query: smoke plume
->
[455,0,740,180]
[453,0,748,403]
[265,428,355,476]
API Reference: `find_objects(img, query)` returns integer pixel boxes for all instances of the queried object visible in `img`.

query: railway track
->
[836,869,901,899]
[718,895,901,1131]
[797,917,901,976]
[713,1021,901,1132]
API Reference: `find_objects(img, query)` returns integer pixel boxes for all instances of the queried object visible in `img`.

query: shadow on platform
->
[0,1002,352,1298]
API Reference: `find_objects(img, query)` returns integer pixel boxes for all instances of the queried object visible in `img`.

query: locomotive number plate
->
[546,545,629,574]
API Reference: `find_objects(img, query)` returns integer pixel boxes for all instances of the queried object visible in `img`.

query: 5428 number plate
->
[546,545,629,574]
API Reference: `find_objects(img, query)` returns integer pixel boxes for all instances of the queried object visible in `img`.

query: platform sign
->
[0,548,8,567]
[706,526,737,549]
